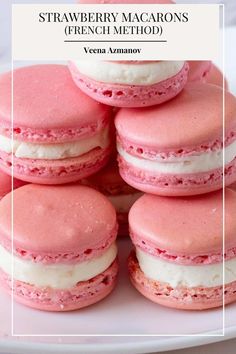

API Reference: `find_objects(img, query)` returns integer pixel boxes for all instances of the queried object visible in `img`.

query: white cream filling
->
[0,243,117,289]
[136,248,236,288]
[72,61,185,85]
[108,192,143,213]
[0,128,109,160]
[118,140,236,174]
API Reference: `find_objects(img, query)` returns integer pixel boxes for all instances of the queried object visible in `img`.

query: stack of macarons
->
[0,0,236,316]
[0,63,122,311]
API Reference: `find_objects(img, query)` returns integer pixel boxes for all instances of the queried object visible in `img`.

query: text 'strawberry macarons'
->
[207,64,229,90]
[0,184,118,311]
[188,61,212,82]
[82,159,142,236]
[0,65,113,184]
[128,189,236,310]
[69,61,189,108]
[115,83,236,196]
[0,170,26,199]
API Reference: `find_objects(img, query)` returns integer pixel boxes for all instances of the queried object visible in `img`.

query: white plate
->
[0,26,236,354]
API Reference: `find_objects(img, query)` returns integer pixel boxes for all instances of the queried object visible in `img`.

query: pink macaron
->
[128,189,236,310]
[0,184,118,311]
[188,61,228,89]
[0,170,26,199]
[207,64,229,90]
[81,159,142,236]
[188,61,212,82]
[0,64,113,184]
[115,82,236,196]
[68,60,189,108]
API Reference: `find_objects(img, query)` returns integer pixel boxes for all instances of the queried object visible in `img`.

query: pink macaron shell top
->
[115,83,236,157]
[0,170,26,199]
[129,189,236,264]
[188,61,212,82]
[0,65,112,143]
[0,184,117,264]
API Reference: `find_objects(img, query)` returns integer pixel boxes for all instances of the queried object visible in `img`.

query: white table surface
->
[1,1,236,354]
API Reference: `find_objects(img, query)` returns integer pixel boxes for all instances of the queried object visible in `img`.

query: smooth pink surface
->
[118,155,236,196]
[0,184,117,264]
[188,62,229,89]
[0,170,26,199]
[69,62,189,108]
[0,144,111,185]
[115,83,236,152]
[0,65,112,143]
[0,259,118,312]
[207,63,229,90]
[128,252,236,310]
[230,182,236,191]
[188,61,212,82]
[129,189,236,261]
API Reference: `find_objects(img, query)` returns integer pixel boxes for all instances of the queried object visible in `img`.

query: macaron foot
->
[0,259,118,312]
[128,252,236,310]
[69,62,189,108]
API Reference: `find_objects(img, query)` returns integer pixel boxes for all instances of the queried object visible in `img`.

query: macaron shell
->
[118,154,236,196]
[0,170,26,199]
[188,61,212,82]
[0,184,117,261]
[207,64,229,90]
[0,145,111,185]
[0,65,111,143]
[0,259,118,311]
[81,158,136,195]
[115,83,236,150]
[129,189,236,257]
[69,61,189,108]
[128,252,236,310]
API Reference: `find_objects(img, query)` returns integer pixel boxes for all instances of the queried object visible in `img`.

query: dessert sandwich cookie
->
[128,189,236,310]
[115,82,236,196]
[0,170,26,200]
[82,159,142,236]
[0,184,118,311]
[0,65,113,184]
[68,61,189,108]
